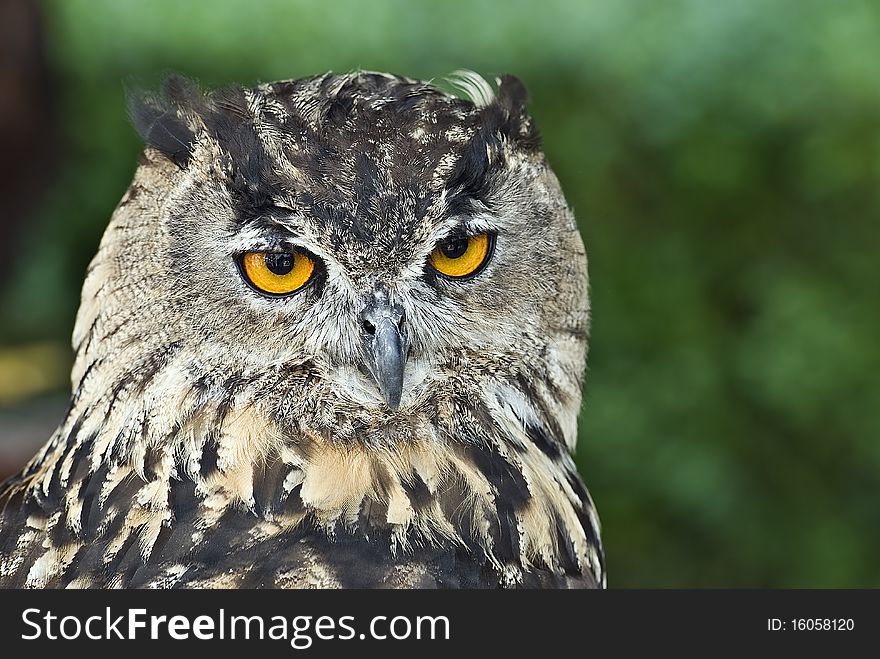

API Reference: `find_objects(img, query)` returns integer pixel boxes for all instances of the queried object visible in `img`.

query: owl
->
[0,71,604,588]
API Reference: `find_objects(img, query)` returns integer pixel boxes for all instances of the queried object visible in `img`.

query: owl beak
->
[360,292,408,411]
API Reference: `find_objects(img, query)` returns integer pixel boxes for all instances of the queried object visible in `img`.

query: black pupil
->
[264,252,295,275]
[440,236,469,259]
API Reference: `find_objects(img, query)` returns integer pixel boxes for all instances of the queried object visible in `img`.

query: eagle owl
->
[0,71,604,588]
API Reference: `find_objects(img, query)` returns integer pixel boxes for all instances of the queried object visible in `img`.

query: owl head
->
[53,71,599,586]
[74,70,588,447]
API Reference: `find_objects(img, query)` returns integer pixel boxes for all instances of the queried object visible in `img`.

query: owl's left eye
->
[429,232,495,279]
[239,250,316,296]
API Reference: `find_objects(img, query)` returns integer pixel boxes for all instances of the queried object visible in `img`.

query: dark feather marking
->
[208,381,241,466]
[74,316,100,357]
[512,370,567,454]
[32,419,84,510]
[564,467,592,511]
[168,476,198,520]
[106,425,133,468]
[435,479,491,563]
[47,442,92,542]
[142,442,164,482]
[72,358,104,402]
[370,462,394,502]
[463,443,531,510]
[101,377,131,426]
[525,422,563,459]
[189,505,262,573]
[494,505,520,565]
[552,509,582,575]
[129,522,174,586]
[46,508,71,548]
[119,182,143,205]
[104,524,147,586]
[562,467,604,575]
[468,397,500,436]
[575,502,603,566]
[399,469,432,512]
[190,374,211,397]
[325,90,355,126]
[133,341,181,397]
[148,478,200,567]
[252,363,312,404]
[78,461,112,537]
[68,476,143,578]
[199,432,221,479]
[456,443,532,564]
[298,528,403,589]
[93,312,139,348]
[252,457,288,517]
[54,546,86,588]
[431,547,505,589]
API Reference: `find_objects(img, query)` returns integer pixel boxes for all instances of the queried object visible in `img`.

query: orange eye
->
[429,233,493,279]
[240,250,315,295]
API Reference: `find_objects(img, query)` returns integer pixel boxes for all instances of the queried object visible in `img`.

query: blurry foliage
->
[0,342,69,405]
[0,0,878,586]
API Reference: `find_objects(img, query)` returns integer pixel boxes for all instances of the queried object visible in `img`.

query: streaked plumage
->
[0,71,604,588]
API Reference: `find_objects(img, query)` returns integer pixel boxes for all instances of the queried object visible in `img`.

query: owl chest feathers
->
[0,371,603,589]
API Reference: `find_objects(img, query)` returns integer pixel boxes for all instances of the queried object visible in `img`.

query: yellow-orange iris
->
[429,233,492,278]
[241,250,315,295]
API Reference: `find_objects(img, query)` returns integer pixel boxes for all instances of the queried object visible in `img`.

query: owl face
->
[81,72,588,448]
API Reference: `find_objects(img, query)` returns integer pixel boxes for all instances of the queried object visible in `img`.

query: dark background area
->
[0,0,878,587]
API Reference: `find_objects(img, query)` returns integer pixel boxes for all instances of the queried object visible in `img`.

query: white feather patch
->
[446,70,495,108]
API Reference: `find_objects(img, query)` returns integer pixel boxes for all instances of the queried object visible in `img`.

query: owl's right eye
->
[238,250,316,296]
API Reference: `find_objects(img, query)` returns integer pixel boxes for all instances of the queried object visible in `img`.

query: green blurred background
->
[0,0,878,587]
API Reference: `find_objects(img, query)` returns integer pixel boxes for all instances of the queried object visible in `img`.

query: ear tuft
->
[480,74,542,152]
[126,75,200,168]
[495,74,530,115]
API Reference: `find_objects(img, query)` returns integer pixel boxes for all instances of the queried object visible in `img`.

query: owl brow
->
[430,215,497,245]
[460,213,498,235]
[231,216,309,251]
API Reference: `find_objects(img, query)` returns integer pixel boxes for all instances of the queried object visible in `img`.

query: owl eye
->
[239,250,316,296]
[429,232,494,279]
